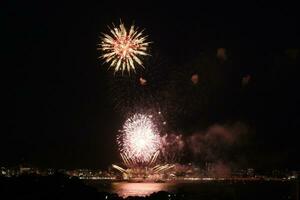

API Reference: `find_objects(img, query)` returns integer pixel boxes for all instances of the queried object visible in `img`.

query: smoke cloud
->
[161,121,252,176]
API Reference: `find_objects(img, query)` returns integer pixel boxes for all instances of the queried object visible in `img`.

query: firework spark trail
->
[98,21,151,74]
[118,114,161,166]
[112,164,127,173]
[148,150,160,166]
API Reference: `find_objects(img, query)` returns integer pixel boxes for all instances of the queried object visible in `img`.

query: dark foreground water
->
[86,180,299,199]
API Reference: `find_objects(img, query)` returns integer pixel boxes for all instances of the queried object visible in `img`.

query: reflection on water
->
[111,182,176,197]
[87,180,295,199]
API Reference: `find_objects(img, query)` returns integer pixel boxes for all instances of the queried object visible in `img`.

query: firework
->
[98,21,151,74]
[118,114,161,167]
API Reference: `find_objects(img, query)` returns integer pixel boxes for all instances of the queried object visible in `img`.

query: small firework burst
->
[98,21,151,74]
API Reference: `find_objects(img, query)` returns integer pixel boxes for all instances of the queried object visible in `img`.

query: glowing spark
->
[98,21,151,74]
[191,74,199,85]
[139,77,147,85]
[118,114,161,166]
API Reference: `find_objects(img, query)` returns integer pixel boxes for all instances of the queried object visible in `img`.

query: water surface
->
[86,180,296,199]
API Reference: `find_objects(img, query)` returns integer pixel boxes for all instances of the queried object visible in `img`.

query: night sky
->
[3,2,300,171]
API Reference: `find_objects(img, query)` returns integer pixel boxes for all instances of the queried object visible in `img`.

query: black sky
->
[3,1,300,170]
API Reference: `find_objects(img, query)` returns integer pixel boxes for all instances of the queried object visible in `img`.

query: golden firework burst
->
[98,21,151,74]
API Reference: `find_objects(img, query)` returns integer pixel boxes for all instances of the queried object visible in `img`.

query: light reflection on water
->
[110,182,176,197]
[87,180,292,199]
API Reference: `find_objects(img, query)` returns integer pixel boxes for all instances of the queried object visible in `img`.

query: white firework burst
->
[118,113,161,166]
